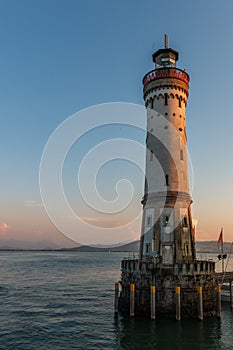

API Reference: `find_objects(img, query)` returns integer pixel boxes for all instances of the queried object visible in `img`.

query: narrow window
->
[180,150,184,160]
[146,216,152,227]
[150,150,153,161]
[163,215,169,226]
[178,97,181,108]
[164,93,168,106]
[165,174,169,186]
[151,99,154,109]
[146,244,149,253]
[183,217,188,227]
[185,245,189,255]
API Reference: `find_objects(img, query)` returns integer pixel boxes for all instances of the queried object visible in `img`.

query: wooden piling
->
[175,286,181,320]
[130,284,135,317]
[216,284,221,318]
[198,286,203,320]
[114,282,119,314]
[150,285,156,319]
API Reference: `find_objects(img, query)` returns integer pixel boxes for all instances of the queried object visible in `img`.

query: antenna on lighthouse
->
[164,34,168,48]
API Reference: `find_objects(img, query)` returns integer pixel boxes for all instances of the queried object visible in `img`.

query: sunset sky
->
[1,0,233,246]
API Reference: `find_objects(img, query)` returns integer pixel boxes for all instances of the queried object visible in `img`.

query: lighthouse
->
[140,35,196,265]
[118,36,216,319]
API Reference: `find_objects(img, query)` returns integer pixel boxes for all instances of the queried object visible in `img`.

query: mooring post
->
[230,281,233,310]
[114,282,119,314]
[150,285,156,319]
[216,284,221,318]
[176,286,181,320]
[198,286,203,320]
[130,284,135,317]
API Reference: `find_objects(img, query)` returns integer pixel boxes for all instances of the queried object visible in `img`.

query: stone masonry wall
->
[119,259,216,319]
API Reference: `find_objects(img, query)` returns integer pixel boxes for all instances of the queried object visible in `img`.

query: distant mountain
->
[0,237,232,253]
[110,240,140,252]
[65,240,232,253]
[196,241,232,253]
[66,240,140,252]
[0,237,79,250]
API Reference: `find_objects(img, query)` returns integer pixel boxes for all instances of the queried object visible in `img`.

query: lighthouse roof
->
[152,48,179,62]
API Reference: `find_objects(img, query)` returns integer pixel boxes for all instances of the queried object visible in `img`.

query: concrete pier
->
[119,258,216,319]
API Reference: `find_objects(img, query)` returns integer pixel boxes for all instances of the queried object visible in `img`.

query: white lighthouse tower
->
[140,35,196,265]
[119,37,216,319]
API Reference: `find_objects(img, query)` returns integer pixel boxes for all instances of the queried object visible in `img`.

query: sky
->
[0,0,233,246]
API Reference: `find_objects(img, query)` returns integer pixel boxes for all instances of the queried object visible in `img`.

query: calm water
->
[0,251,232,350]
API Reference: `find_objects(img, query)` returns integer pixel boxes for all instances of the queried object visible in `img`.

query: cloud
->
[24,200,43,208]
[0,223,9,232]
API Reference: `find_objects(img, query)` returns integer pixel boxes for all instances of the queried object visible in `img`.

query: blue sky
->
[0,0,233,245]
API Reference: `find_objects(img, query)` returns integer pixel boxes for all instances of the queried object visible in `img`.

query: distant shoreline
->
[0,239,232,254]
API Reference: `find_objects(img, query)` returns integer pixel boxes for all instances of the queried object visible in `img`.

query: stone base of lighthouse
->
[118,258,216,319]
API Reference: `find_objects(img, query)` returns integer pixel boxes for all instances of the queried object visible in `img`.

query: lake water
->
[0,251,233,350]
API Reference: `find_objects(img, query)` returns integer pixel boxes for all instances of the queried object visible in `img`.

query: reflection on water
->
[113,253,233,350]
[114,308,233,350]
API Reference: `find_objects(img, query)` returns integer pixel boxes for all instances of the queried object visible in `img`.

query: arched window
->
[164,93,168,106]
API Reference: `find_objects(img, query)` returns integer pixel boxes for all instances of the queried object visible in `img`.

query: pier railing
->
[121,258,215,275]
[215,271,233,283]
[143,67,190,87]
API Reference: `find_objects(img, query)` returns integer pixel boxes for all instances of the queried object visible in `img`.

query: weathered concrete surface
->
[119,259,216,319]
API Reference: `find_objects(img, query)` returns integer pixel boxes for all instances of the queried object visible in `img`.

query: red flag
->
[217,228,223,251]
